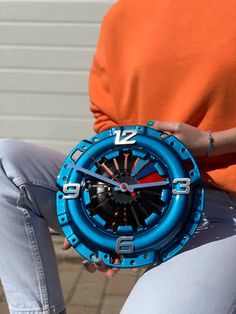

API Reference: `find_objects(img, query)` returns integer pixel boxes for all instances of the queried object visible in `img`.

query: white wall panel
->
[0,93,90,116]
[0,1,114,22]
[0,70,89,93]
[0,47,94,70]
[0,23,100,46]
[0,116,94,141]
[0,0,116,153]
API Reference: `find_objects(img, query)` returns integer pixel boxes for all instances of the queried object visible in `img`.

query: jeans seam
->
[17,193,49,310]
[14,177,58,192]
[8,301,65,313]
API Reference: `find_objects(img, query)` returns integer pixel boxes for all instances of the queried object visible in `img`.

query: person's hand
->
[81,255,122,278]
[63,239,138,277]
[147,121,208,157]
[81,256,139,277]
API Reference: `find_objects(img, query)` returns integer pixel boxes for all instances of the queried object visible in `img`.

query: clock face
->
[57,126,204,268]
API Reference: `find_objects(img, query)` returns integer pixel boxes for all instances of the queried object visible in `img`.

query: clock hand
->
[114,180,169,191]
[73,146,138,196]
[68,163,125,190]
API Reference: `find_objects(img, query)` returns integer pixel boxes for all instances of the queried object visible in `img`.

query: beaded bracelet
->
[206,130,214,157]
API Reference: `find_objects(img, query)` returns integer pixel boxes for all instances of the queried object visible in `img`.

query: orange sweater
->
[89,0,236,194]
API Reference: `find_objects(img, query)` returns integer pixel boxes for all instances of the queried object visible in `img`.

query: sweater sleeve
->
[89,56,118,134]
[89,13,118,134]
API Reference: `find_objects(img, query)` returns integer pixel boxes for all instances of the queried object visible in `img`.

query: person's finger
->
[147,120,178,133]
[62,238,72,250]
[81,260,96,273]
[106,256,121,278]
[94,258,109,273]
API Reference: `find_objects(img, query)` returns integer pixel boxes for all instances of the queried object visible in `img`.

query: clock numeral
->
[116,236,134,254]
[172,178,191,195]
[63,183,81,199]
[114,130,137,145]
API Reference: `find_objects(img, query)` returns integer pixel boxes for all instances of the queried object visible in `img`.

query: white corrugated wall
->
[0,0,115,153]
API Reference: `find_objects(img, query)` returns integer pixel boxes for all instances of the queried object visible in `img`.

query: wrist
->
[195,131,209,157]
[206,131,214,157]
[205,128,236,156]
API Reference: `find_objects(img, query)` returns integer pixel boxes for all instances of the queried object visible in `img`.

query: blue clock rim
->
[57,125,204,260]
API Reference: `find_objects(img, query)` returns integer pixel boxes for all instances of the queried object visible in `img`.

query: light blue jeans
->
[121,186,236,313]
[0,138,235,314]
[0,139,66,314]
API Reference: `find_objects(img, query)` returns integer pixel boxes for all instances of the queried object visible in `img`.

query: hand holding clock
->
[148,120,236,157]
[63,238,131,277]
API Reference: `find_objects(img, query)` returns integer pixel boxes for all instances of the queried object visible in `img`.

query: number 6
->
[116,236,134,254]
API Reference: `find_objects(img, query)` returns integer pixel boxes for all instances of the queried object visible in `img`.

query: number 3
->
[172,178,191,195]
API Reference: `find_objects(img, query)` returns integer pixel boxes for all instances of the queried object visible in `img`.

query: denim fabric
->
[121,188,236,314]
[0,139,66,314]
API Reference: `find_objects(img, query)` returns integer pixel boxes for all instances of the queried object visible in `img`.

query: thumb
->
[147,120,177,133]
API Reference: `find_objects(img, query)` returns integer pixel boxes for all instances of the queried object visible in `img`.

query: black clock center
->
[112,175,138,204]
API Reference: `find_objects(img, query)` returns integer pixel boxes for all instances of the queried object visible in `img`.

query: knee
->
[0,138,25,160]
[0,138,28,182]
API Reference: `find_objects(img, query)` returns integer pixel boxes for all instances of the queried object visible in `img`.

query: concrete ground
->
[0,234,142,314]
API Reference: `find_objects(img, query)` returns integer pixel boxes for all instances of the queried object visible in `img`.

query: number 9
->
[63,183,81,199]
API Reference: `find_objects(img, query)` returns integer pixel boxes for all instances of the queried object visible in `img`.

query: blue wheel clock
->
[56,125,204,268]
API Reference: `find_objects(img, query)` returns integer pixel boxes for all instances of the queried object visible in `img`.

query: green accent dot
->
[82,262,89,267]
[146,120,154,127]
